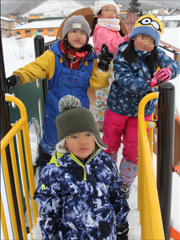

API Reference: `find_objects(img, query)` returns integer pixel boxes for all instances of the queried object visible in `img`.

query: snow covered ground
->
[22,0,85,18]
[1,26,180,239]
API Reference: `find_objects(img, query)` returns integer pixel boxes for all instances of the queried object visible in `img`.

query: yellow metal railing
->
[0,94,38,240]
[138,92,165,240]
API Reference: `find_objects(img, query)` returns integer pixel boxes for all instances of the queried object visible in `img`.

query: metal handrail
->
[0,94,39,240]
[138,92,165,239]
[159,40,180,55]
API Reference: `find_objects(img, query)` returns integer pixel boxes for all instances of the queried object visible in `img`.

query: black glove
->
[6,74,21,90]
[98,44,113,72]
[117,223,129,240]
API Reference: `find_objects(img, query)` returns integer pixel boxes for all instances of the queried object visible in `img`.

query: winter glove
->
[117,223,129,240]
[150,67,172,88]
[98,44,113,72]
[6,74,21,90]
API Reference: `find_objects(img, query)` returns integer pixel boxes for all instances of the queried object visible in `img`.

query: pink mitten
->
[150,68,172,88]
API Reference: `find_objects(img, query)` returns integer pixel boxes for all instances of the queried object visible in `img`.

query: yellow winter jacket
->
[13,49,110,90]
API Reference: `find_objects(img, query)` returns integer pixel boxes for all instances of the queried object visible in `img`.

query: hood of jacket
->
[48,147,101,169]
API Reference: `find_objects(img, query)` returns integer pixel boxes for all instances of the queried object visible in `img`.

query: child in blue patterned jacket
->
[33,95,130,240]
[102,14,180,198]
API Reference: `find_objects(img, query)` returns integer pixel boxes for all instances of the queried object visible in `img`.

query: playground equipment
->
[1,95,38,239]
[1,83,179,240]
[138,82,180,240]
[138,92,164,239]
[56,7,128,39]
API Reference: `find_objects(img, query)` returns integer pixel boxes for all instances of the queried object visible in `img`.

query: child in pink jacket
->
[91,0,130,130]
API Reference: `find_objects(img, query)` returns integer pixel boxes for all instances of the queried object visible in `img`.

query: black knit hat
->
[55,95,107,152]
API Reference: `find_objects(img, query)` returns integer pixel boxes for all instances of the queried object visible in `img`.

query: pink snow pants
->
[102,108,151,164]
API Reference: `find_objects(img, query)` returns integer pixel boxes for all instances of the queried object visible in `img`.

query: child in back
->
[33,95,130,240]
[91,0,130,130]
[6,15,111,168]
[102,14,180,198]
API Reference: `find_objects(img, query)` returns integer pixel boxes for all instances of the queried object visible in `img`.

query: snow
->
[158,15,180,21]
[160,27,180,115]
[22,0,85,18]
[0,16,14,21]
[151,9,169,15]
[1,27,180,239]
[12,19,65,30]
[2,35,56,76]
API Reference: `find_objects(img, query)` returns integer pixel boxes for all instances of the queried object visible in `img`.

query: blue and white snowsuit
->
[33,149,130,240]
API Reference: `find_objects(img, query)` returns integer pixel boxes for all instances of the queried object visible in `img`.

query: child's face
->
[67,30,88,51]
[99,5,117,19]
[133,35,155,52]
[64,132,96,161]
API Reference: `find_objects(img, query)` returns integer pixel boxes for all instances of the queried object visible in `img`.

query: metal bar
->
[34,35,48,100]
[1,117,26,150]
[0,193,9,239]
[5,95,39,226]
[22,122,39,225]
[16,130,34,230]
[159,40,180,54]
[0,32,23,239]
[1,150,19,239]
[9,138,28,239]
[138,92,164,239]
[157,82,175,239]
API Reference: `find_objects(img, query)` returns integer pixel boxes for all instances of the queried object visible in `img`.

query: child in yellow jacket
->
[6,15,112,168]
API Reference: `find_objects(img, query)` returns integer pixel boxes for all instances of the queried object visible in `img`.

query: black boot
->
[120,184,131,199]
[37,144,52,169]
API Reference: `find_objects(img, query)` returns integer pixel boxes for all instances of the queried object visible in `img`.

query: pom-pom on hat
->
[91,0,122,16]
[63,15,90,39]
[55,95,107,152]
[130,14,164,47]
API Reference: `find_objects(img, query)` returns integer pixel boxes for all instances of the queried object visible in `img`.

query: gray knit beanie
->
[63,15,90,39]
[55,95,107,152]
